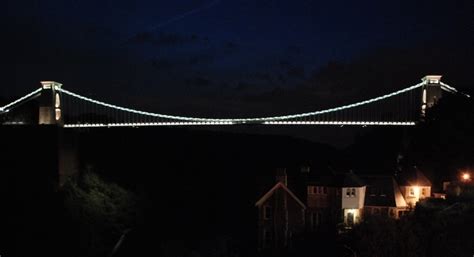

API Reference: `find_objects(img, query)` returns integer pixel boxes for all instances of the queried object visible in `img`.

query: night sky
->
[5,0,472,124]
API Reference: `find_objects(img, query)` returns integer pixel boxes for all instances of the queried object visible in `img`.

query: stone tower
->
[38,81,63,126]
[420,75,443,117]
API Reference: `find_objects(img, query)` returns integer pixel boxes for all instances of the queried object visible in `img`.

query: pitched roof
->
[307,172,365,187]
[255,182,306,209]
[362,175,407,208]
[398,167,432,187]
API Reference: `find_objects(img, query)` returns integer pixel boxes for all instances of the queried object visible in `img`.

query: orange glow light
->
[462,173,471,181]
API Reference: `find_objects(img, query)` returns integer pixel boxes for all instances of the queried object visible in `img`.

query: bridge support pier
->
[421,75,443,117]
[38,81,63,126]
[38,81,79,187]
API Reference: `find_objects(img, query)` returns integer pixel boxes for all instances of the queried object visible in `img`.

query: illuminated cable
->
[440,82,470,98]
[0,88,43,113]
[59,82,425,123]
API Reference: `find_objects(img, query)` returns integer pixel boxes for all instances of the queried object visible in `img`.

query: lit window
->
[264,206,272,220]
[389,209,395,217]
[55,109,61,121]
[55,93,61,108]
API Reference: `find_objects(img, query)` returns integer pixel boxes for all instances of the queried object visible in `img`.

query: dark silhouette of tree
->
[63,171,140,257]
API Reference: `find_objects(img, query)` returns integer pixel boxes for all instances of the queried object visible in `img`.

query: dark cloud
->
[83,25,119,39]
[234,81,254,92]
[127,32,200,46]
[186,77,213,88]
[286,66,305,79]
[279,59,292,69]
[249,72,273,83]
[286,45,303,55]
[150,58,175,71]
[187,54,215,66]
[277,73,287,84]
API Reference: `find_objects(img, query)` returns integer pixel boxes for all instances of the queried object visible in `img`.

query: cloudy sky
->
[5,0,472,121]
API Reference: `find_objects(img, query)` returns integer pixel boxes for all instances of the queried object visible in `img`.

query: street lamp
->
[461,172,471,182]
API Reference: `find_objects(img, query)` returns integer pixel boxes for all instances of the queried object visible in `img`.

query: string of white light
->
[0,88,43,113]
[63,121,416,128]
[440,82,470,98]
[58,81,426,123]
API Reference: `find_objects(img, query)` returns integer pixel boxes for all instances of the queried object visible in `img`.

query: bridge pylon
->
[421,75,443,117]
[38,81,64,126]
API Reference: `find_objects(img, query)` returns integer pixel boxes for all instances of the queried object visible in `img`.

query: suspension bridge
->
[0,75,468,128]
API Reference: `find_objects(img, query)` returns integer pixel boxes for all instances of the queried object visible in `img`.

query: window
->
[346,188,356,197]
[373,208,380,215]
[310,212,323,230]
[315,186,326,194]
[309,186,327,195]
[264,206,272,220]
[421,188,426,197]
[264,229,272,247]
[380,188,385,197]
[389,208,395,217]
[409,187,415,197]
[55,93,61,108]
[55,108,61,121]
[308,186,318,195]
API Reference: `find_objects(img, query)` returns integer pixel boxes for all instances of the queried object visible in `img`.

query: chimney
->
[276,168,287,186]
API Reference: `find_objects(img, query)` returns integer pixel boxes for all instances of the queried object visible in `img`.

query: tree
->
[63,171,140,257]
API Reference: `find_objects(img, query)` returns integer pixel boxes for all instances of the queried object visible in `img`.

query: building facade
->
[256,167,432,250]
[255,169,306,250]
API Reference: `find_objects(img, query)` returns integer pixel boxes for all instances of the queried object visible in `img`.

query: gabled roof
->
[362,175,407,208]
[341,172,366,187]
[307,172,365,188]
[398,167,431,187]
[255,182,306,209]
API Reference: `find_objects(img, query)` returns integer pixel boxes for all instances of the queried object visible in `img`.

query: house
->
[306,172,366,229]
[255,168,306,250]
[340,172,366,227]
[306,175,341,230]
[442,172,474,198]
[398,168,432,207]
[362,175,409,219]
[256,166,433,247]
